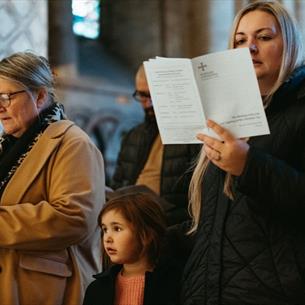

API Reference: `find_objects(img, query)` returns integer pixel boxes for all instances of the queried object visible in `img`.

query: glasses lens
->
[0,94,10,107]
[133,90,150,102]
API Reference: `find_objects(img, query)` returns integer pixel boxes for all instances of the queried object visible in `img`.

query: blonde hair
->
[188,0,305,234]
[0,52,56,104]
[229,0,304,103]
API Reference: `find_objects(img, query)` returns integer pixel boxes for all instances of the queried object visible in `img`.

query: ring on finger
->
[214,152,221,161]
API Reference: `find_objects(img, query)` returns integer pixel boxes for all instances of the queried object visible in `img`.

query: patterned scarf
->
[0,103,66,197]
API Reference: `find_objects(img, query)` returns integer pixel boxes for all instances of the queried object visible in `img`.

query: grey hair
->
[188,0,304,234]
[0,52,56,104]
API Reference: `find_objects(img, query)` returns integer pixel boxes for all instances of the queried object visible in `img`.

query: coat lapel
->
[1,120,74,205]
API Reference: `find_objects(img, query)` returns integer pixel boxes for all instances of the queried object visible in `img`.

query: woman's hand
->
[197,119,250,176]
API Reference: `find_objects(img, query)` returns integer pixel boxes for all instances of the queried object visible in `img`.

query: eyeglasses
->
[132,90,151,102]
[0,90,27,108]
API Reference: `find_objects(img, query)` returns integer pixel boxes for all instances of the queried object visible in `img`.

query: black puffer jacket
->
[111,120,201,225]
[181,66,305,305]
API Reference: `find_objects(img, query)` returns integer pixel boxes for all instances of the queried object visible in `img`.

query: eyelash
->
[235,36,272,46]
[235,39,246,46]
[258,36,271,41]
[102,226,122,234]
[114,226,122,232]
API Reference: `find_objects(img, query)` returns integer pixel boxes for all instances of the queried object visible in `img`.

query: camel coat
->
[0,120,105,305]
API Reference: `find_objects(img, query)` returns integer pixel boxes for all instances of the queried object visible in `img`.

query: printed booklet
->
[143,48,270,144]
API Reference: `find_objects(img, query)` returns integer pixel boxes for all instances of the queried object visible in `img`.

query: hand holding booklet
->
[143,48,270,144]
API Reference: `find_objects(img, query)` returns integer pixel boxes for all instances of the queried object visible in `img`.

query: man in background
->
[110,64,201,225]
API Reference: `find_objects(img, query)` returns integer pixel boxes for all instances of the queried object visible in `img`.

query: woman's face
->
[0,78,41,137]
[234,10,283,94]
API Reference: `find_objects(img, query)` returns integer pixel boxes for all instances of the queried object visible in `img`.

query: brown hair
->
[99,191,167,267]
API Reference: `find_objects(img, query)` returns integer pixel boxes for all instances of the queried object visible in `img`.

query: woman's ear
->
[35,88,48,110]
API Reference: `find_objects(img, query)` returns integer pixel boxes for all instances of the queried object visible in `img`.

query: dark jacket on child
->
[82,258,182,305]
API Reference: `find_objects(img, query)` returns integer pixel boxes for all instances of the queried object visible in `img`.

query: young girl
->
[83,191,182,305]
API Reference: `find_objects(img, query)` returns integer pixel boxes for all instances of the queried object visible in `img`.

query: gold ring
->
[214,153,221,161]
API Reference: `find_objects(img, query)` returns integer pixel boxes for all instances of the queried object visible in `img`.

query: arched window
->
[72,0,100,39]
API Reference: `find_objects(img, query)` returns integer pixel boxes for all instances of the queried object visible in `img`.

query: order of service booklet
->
[143,48,270,144]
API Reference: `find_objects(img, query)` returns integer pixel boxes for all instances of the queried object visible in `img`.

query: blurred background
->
[0,0,304,184]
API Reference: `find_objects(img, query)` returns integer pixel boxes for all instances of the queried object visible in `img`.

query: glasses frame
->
[0,90,27,108]
[132,90,151,102]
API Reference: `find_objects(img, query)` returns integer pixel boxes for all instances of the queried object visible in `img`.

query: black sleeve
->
[110,132,131,189]
[165,221,196,266]
[82,282,95,305]
[237,145,305,216]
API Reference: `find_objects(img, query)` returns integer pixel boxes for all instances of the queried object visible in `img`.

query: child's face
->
[101,209,142,265]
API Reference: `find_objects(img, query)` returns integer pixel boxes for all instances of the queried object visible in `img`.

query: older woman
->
[181,1,305,305]
[0,52,105,305]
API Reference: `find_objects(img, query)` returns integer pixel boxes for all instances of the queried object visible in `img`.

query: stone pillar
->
[48,0,78,78]
[234,0,249,13]
[160,0,187,57]
[162,0,232,57]
[100,0,162,70]
[186,0,211,56]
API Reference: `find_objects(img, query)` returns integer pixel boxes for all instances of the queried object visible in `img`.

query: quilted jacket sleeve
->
[237,144,305,216]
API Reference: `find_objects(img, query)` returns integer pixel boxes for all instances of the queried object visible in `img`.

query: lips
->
[252,59,262,65]
[106,247,117,255]
[0,117,11,123]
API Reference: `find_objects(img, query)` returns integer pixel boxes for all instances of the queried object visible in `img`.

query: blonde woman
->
[181,1,305,305]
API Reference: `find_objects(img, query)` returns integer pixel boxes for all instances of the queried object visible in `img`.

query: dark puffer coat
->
[181,66,305,305]
[111,119,201,225]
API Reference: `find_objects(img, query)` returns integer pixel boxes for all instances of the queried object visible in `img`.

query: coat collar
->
[94,264,122,279]
[275,65,305,99]
[93,258,177,281]
[1,120,74,205]
[266,65,305,115]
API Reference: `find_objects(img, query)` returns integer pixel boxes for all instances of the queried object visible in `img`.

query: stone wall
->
[100,0,305,69]
[0,0,47,59]
[101,0,162,69]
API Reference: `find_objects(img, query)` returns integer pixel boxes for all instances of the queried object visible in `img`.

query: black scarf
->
[0,103,66,198]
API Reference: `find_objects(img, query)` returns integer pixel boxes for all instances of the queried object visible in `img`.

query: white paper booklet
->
[143,48,270,144]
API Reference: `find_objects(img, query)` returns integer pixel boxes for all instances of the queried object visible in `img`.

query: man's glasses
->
[0,90,27,108]
[132,90,151,102]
